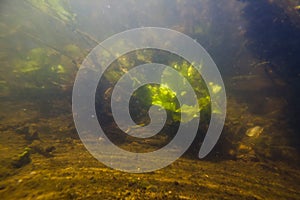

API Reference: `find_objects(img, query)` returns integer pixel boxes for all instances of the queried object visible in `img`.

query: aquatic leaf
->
[149,85,177,112]
[209,82,222,94]
[176,104,200,123]
[133,61,214,123]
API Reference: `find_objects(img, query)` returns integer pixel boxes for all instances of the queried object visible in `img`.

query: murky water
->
[0,0,300,199]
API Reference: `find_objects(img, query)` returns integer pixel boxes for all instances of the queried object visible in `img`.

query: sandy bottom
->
[0,100,299,200]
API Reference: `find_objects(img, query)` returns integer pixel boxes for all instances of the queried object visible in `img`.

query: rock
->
[147,185,158,192]
[25,125,39,141]
[246,126,264,137]
[15,126,29,134]
[16,124,39,141]
[0,185,6,190]
[29,141,55,157]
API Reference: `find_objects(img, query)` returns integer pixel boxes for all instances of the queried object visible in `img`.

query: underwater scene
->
[1,0,300,199]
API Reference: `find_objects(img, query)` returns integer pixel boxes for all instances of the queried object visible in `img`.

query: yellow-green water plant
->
[101,50,222,124]
[134,61,221,123]
[26,0,76,23]
[12,47,74,89]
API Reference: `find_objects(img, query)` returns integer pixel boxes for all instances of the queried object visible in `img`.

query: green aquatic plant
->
[102,50,222,123]
[12,147,31,168]
[134,61,218,123]
[13,48,55,73]
[27,0,76,23]
[11,46,79,90]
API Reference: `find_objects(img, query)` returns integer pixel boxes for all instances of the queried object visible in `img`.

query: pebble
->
[246,126,264,137]
[30,171,37,175]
